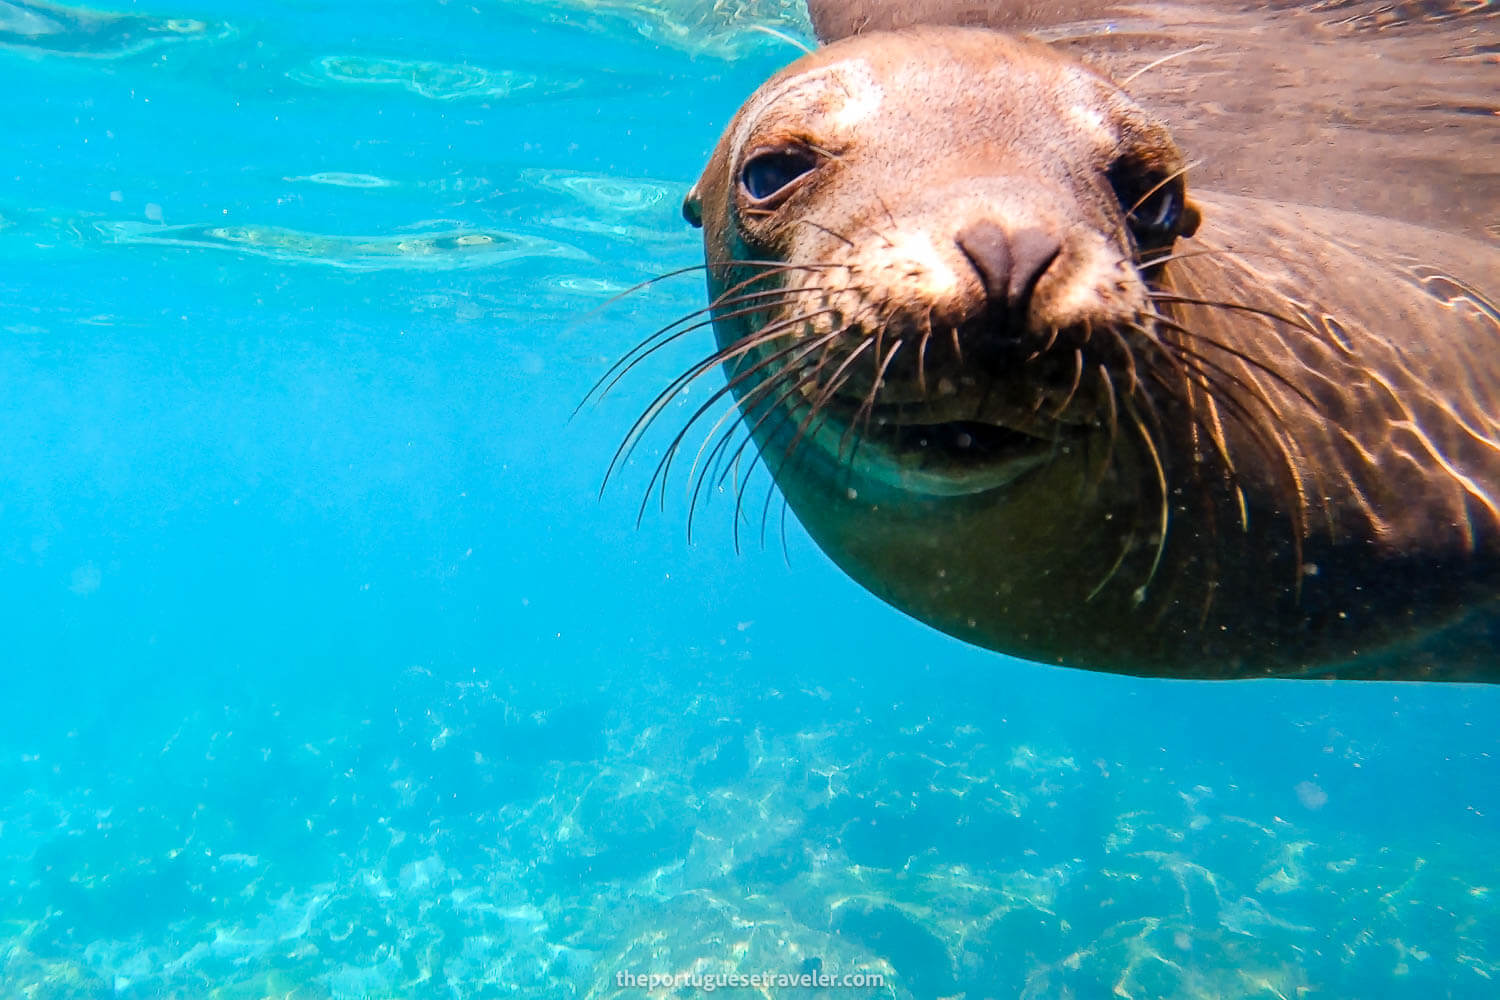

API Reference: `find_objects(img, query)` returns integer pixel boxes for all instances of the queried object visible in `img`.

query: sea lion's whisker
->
[691,380,801,542]
[1167,264,1315,560]
[779,496,792,565]
[916,321,933,398]
[1147,291,1319,337]
[780,336,877,470]
[568,262,709,326]
[707,307,883,505]
[794,218,858,249]
[1111,344,1180,570]
[1154,337,1291,436]
[720,286,876,380]
[568,260,781,342]
[581,270,821,408]
[1134,354,1237,474]
[1137,364,1248,510]
[1120,43,1213,85]
[1136,246,1298,270]
[748,23,814,55]
[645,329,848,524]
[1050,347,1085,419]
[1157,353,1309,577]
[603,307,843,494]
[1090,364,1121,494]
[1142,339,1309,555]
[577,259,828,346]
[843,338,904,460]
[1105,322,1141,396]
[1196,386,1252,532]
[1150,312,1323,412]
[593,297,800,410]
[686,355,803,503]
[706,361,824,502]
[684,332,847,539]
[1139,329,1292,464]
[873,191,902,245]
[1086,530,1136,602]
[728,341,874,551]
[1127,402,1171,603]
[751,360,866,552]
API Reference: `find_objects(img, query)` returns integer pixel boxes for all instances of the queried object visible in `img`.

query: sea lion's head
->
[622,26,1223,668]
[683,27,1199,500]
[599,20,1500,682]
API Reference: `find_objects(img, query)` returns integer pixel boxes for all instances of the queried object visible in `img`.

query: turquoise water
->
[0,1,1495,997]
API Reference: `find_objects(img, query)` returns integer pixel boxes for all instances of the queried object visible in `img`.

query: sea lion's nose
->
[955,221,1061,313]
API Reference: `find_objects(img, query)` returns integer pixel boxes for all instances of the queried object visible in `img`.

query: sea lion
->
[627,5,1500,680]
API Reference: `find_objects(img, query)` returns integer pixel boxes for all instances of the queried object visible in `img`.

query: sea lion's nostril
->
[956,220,1013,307]
[1007,226,1062,305]
[956,221,1061,311]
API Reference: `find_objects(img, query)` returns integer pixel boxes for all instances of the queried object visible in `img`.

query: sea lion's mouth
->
[800,394,1061,498]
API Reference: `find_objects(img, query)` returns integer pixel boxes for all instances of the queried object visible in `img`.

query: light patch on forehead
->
[1053,65,1115,147]
[829,59,882,130]
[731,58,883,161]
[1066,103,1112,145]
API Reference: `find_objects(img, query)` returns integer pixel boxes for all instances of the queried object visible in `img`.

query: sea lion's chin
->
[797,387,1064,499]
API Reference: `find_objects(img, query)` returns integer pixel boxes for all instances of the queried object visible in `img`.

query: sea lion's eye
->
[1134,184,1181,233]
[1109,165,1188,248]
[739,147,820,203]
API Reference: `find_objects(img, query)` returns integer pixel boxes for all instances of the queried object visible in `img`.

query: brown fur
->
[674,25,1499,680]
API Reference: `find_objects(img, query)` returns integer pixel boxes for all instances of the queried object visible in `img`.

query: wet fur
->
[594,19,1500,681]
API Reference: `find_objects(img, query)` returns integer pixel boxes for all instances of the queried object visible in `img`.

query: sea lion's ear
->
[1179,199,1201,239]
[682,185,703,228]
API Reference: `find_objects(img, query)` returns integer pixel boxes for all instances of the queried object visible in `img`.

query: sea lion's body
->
[666,6,1500,680]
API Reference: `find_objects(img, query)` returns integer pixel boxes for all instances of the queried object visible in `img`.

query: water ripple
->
[0,0,226,59]
[291,54,583,101]
[523,168,674,213]
[284,172,398,190]
[536,0,812,57]
[95,221,586,271]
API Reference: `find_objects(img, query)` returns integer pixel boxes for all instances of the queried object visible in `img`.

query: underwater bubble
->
[0,0,225,58]
[67,562,100,596]
[1295,780,1329,810]
[292,54,583,101]
[549,274,632,296]
[94,220,586,271]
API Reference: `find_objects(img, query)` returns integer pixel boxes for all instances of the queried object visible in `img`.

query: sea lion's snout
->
[955,220,1063,320]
